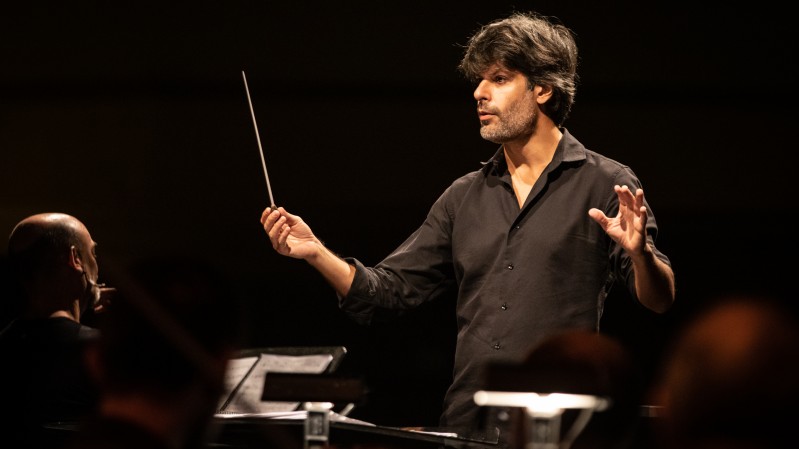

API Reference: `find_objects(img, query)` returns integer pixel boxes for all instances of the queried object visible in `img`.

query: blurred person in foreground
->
[483,330,644,449]
[62,257,245,449]
[649,294,799,449]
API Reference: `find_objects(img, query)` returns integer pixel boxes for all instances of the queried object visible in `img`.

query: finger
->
[263,209,282,233]
[267,219,282,249]
[587,208,608,227]
[616,184,634,201]
[260,207,274,224]
[634,188,645,209]
[615,185,636,211]
[277,207,302,225]
[269,216,287,243]
[278,223,292,248]
[261,208,272,228]
[99,287,116,299]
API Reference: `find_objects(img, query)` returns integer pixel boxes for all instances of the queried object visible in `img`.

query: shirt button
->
[493,343,501,350]
[501,303,508,310]
[507,264,514,270]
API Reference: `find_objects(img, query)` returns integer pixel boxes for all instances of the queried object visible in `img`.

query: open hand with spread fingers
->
[588,185,649,257]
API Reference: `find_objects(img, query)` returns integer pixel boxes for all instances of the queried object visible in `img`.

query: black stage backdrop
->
[1,1,796,427]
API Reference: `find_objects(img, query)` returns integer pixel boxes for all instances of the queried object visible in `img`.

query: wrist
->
[629,243,655,265]
[305,240,330,263]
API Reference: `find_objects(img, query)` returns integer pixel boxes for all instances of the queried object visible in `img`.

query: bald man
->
[0,213,110,448]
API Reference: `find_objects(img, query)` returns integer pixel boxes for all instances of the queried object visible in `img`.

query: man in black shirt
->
[0,212,110,448]
[260,11,675,435]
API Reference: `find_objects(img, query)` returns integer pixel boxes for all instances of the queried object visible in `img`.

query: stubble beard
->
[479,96,538,144]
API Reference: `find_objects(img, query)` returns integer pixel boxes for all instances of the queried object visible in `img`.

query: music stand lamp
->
[474,390,610,449]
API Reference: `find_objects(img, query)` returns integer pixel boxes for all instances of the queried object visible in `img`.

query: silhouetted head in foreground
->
[483,330,643,449]
[650,294,799,449]
[73,257,245,449]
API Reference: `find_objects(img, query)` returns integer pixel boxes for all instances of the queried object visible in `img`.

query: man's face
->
[473,64,539,144]
[75,223,101,308]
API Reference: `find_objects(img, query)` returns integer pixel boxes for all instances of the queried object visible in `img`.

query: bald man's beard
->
[479,99,539,144]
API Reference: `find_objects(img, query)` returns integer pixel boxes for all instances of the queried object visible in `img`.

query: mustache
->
[477,104,499,115]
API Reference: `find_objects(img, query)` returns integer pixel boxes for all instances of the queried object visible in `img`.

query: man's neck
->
[503,125,562,182]
[49,309,79,321]
[23,294,81,322]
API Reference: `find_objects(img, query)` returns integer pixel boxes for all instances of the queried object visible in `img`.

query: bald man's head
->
[7,212,101,319]
[8,213,89,282]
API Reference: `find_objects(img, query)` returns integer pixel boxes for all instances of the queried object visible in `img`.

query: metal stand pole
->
[303,402,333,449]
[525,412,562,449]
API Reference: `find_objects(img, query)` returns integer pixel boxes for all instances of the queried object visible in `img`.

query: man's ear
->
[69,245,84,273]
[534,84,553,105]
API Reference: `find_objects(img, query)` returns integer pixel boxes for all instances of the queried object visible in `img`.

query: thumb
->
[277,207,301,224]
[588,208,608,227]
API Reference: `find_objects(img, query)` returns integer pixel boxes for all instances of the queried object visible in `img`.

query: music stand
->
[474,391,609,449]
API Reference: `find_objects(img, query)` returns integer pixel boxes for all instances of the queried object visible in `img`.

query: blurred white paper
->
[217,353,333,414]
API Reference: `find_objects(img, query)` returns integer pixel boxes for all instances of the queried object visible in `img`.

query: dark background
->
[1,0,796,428]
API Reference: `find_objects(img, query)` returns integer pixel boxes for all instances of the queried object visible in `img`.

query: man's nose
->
[474,80,489,102]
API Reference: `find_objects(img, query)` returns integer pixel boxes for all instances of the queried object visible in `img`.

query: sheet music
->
[219,353,334,414]
[217,356,259,411]
[215,410,376,427]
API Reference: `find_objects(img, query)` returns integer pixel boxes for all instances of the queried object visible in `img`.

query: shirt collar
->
[479,128,586,176]
[559,128,587,163]
[480,146,506,176]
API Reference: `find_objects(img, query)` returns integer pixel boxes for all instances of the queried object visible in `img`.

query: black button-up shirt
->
[340,129,670,431]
